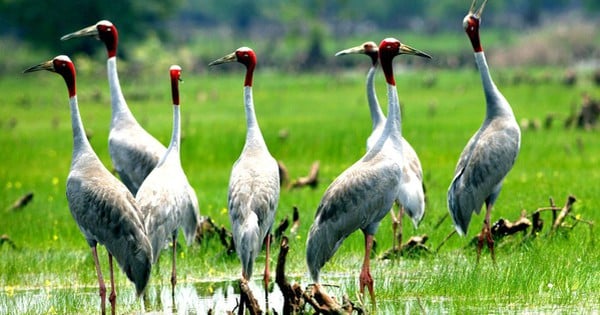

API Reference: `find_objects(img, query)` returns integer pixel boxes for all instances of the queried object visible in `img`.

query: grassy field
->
[0,58,599,314]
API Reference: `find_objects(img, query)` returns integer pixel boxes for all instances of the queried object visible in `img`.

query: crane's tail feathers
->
[306,223,346,284]
[111,235,153,296]
[236,226,260,280]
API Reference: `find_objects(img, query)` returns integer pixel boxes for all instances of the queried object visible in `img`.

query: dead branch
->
[491,211,531,237]
[303,284,346,315]
[239,279,262,315]
[276,236,305,314]
[290,206,300,235]
[278,160,290,187]
[274,216,290,240]
[195,216,219,244]
[8,192,34,211]
[218,226,235,255]
[380,234,430,259]
[550,195,577,234]
[289,161,320,190]
[529,210,544,237]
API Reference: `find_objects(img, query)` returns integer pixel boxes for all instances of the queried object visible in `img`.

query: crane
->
[24,56,153,315]
[208,47,280,300]
[306,38,430,304]
[335,41,426,252]
[447,0,521,261]
[135,65,200,301]
[61,20,167,195]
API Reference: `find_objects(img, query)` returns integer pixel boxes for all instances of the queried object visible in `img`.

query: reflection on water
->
[1,278,598,314]
[0,279,285,314]
[143,279,284,314]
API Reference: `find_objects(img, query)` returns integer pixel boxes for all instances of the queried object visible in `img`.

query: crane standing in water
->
[306,38,430,305]
[135,65,200,301]
[24,56,153,315]
[209,47,280,307]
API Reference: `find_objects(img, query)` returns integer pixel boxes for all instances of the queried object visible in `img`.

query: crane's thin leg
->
[397,206,404,253]
[476,204,495,263]
[485,205,496,262]
[171,231,178,304]
[263,233,271,310]
[108,253,116,315]
[390,208,398,253]
[359,233,376,307]
[91,245,106,315]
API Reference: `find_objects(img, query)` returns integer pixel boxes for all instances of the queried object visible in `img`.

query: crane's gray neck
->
[107,57,136,126]
[165,104,181,158]
[70,96,95,161]
[243,86,268,150]
[475,52,515,119]
[366,65,385,131]
[384,83,402,141]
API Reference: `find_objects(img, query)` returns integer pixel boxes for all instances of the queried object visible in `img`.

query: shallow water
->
[0,279,285,314]
[1,277,599,314]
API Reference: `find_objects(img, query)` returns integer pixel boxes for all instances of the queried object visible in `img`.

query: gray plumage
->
[61,20,167,195]
[335,42,425,227]
[209,47,280,282]
[307,39,431,297]
[136,66,199,267]
[24,56,153,304]
[447,1,521,237]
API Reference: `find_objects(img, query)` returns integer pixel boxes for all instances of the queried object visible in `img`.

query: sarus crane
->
[61,20,167,195]
[447,0,521,261]
[209,47,280,305]
[24,56,153,315]
[135,65,200,301]
[306,38,430,305]
[335,41,426,252]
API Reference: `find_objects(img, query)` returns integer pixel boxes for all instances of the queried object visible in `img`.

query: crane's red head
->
[335,41,379,66]
[209,47,257,87]
[463,0,487,52]
[24,55,77,98]
[170,65,182,106]
[61,20,119,58]
[378,38,431,86]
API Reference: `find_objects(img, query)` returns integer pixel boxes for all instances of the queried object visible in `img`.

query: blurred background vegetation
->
[0,0,599,75]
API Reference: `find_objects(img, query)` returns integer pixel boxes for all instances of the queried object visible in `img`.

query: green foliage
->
[1,60,599,312]
[0,0,181,54]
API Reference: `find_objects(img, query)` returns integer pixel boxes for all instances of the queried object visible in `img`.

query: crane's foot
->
[359,268,376,307]
[476,221,495,263]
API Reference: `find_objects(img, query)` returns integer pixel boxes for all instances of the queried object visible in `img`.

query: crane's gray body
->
[306,84,404,283]
[136,105,199,264]
[228,86,280,279]
[107,57,167,195]
[365,64,425,226]
[66,95,152,295]
[448,52,521,235]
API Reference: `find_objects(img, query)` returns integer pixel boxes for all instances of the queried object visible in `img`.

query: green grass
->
[1,61,599,314]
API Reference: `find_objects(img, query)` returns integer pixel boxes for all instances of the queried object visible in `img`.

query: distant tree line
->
[1,0,598,55]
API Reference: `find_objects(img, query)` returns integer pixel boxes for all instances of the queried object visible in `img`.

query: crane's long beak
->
[399,44,432,59]
[335,45,366,56]
[23,60,54,73]
[208,52,237,66]
[61,24,98,41]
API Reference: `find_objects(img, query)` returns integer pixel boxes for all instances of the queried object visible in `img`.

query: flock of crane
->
[23,0,521,313]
